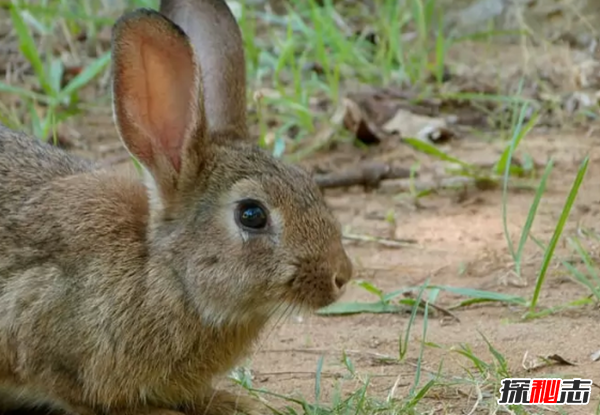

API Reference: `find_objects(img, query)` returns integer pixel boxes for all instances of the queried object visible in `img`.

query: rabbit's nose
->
[333,249,353,291]
[334,273,349,290]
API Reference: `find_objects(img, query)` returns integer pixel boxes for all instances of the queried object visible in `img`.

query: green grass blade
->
[500,102,530,262]
[525,296,594,319]
[3,4,115,25]
[408,301,429,397]
[528,156,590,313]
[316,301,404,315]
[495,111,539,176]
[27,101,43,139]
[568,236,600,287]
[9,4,53,96]
[356,280,385,300]
[514,159,554,276]
[454,345,489,374]
[404,137,474,169]
[427,285,526,305]
[399,278,429,361]
[561,260,600,299]
[0,82,52,104]
[438,92,535,105]
[479,331,509,377]
[58,51,112,102]
[48,58,64,95]
[314,355,324,405]
[382,287,415,302]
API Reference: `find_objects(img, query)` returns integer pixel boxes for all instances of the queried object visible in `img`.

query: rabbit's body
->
[0,131,274,410]
[0,0,353,413]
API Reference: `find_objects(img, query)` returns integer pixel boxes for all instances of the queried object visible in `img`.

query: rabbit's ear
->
[160,0,249,141]
[111,9,207,200]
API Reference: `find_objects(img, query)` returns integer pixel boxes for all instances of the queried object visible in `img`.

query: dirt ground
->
[245,130,600,414]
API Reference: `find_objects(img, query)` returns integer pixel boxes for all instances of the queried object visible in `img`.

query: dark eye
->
[236,200,268,230]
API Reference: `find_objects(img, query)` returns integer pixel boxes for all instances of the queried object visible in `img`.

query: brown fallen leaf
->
[525,353,577,372]
[544,354,576,366]
[61,65,84,88]
[342,82,500,137]
[347,89,403,126]
[341,97,390,145]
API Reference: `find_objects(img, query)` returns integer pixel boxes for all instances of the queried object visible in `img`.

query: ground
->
[1,0,600,414]
[243,130,600,414]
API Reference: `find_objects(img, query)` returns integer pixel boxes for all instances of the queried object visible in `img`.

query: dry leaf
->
[347,89,402,126]
[382,109,456,144]
[341,97,387,145]
[545,354,576,366]
[563,91,598,114]
[525,353,576,371]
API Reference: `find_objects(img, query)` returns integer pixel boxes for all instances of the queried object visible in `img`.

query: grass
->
[1,0,598,414]
[243,0,457,156]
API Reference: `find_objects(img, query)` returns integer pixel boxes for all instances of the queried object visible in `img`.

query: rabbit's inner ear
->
[112,10,205,178]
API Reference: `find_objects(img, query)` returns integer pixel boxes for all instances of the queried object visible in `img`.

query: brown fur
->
[0,1,352,414]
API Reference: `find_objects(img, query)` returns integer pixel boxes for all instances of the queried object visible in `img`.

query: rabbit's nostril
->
[334,273,349,290]
[330,245,353,292]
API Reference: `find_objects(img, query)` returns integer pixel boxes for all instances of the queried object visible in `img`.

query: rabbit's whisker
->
[202,389,218,415]
[245,301,292,362]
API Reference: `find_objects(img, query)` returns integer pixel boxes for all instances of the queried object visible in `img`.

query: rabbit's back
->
[0,124,92,211]
[0,125,98,284]
[0,124,169,409]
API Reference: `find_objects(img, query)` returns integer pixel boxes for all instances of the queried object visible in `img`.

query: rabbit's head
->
[111,0,352,327]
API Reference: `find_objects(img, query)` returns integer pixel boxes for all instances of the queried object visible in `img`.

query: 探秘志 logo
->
[498,378,592,405]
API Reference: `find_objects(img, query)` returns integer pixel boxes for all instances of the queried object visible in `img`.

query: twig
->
[343,232,418,248]
[424,301,461,323]
[315,161,413,189]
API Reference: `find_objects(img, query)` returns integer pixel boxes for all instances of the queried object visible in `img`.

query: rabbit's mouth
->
[285,263,351,311]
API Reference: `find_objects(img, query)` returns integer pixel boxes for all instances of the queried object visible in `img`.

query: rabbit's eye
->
[236,199,268,230]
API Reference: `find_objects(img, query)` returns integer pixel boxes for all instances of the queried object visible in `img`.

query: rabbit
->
[0,0,353,413]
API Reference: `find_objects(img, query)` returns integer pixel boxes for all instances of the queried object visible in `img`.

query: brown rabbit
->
[0,0,353,414]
